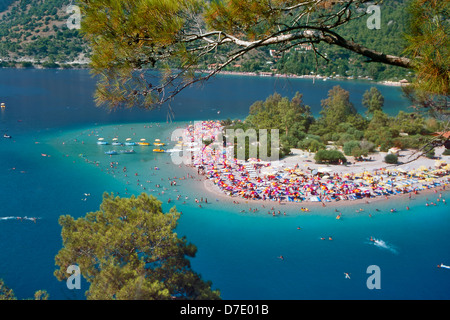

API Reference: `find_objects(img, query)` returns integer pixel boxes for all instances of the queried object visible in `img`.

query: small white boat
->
[97,138,108,145]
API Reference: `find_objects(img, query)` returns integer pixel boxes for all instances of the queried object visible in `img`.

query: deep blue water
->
[0,68,449,300]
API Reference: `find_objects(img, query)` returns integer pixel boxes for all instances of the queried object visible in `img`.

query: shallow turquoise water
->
[0,69,449,300]
[46,122,450,300]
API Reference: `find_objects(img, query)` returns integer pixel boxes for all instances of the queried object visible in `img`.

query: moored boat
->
[97,138,108,145]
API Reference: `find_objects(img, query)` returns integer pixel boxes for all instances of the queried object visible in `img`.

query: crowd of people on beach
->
[182,121,450,205]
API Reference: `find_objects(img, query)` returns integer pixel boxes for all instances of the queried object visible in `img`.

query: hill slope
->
[0,0,88,68]
[0,0,412,82]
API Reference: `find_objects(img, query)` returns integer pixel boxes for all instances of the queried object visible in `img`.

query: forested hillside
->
[0,0,88,68]
[0,0,412,81]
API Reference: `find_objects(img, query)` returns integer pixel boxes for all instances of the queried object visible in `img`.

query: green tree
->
[404,0,449,97]
[425,148,435,159]
[362,87,384,116]
[343,140,361,156]
[0,279,16,300]
[246,92,313,142]
[392,111,426,135]
[0,279,49,300]
[54,193,221,300]
[384,153,398,164]
[400,0,449,151]
[314,149,347,164]
[319,86,357,132]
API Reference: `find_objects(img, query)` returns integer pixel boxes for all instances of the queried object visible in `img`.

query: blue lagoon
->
[0,69,449,300]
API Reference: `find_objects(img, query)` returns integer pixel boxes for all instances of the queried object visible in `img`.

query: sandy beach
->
[175,120,450,211]
[183,142,450,210]
[274,147,448,176]
[201,174,448,209]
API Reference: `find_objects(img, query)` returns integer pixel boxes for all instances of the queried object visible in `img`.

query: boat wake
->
[0,216,40,222]
[367,237,398,254]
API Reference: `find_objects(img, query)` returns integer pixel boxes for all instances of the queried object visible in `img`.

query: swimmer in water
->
[344,273,351,279]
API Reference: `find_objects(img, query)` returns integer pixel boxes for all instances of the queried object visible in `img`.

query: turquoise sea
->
[0,69,449,300]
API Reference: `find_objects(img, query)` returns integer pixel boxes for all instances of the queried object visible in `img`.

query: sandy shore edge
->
[175,163,449,213]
